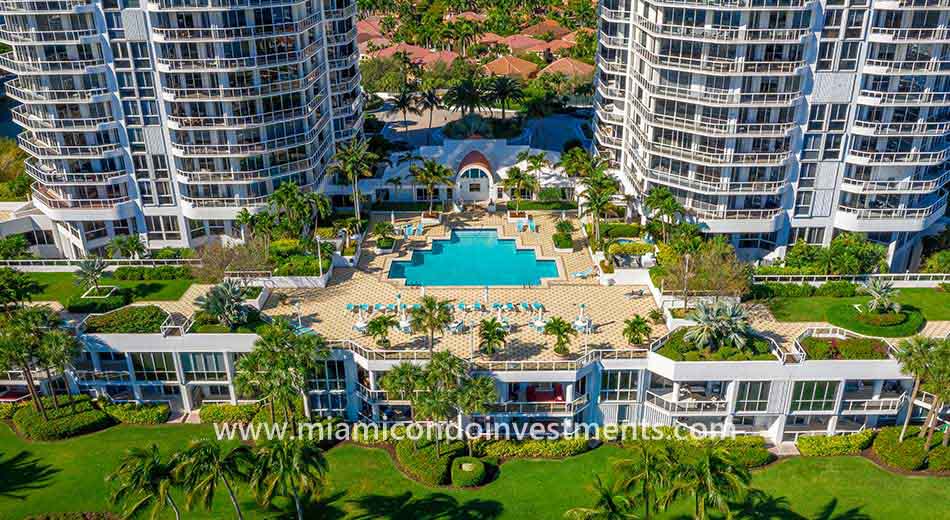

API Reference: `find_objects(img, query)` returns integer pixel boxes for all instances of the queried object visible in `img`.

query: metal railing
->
[792,326,899,364]
[331,339,432,362]
[484,395,589,415]
[836,197,947,220]
[0,258,199,268]
[151,13,321,40]
[752,272,950,284]
[840,168,950,193]
[646,390,729,414]
[840,394,904,413]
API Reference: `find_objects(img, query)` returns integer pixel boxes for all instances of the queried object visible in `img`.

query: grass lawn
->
[2,424,950,519]
[27,272,193,304]
[767,288,950,322]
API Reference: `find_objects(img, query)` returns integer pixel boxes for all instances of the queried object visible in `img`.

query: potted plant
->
[373,222,396,254]
[553,220,575,253]
[366,314,398,347]
[543,317,577,357]
[622,315,651,345]
[478,317,507,356]
[502,166,539,222]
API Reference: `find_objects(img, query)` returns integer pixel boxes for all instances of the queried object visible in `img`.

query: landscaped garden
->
[763,287,950,323]
[26,271,193,306]
[655,302,776,361]
[798,335,891,360]
[2,423,950,519]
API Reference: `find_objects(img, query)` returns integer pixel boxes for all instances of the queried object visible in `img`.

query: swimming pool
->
[388,229,559,286]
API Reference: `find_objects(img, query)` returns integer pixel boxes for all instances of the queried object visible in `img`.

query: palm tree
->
[622,316,651,346]
[684,301,753,352]
[557,147,595,178]
[304,191,332,238]
[614,442,676,520]
[456,376,498,454]
[581,185,616,248]
[411,159,454,213]
[195,280,249,329]
[425,350,468,392]
[410,296,454,352]
[385,175,405,201]
[108,445,183,520]
[565,475,640,520]
[478,317,507,356]
[487,76,524,119]
[387,87,420,133]
[444,77,484,116]
[379,361,424,400]
[38,329,80,409]
[329,138,380,230]
[412,388,457,456]
[661,443,751,520]
[75,257,108,294]
[250,439,329,520]
[0,307,60,419]
[107,234,147,259]
[544,316,577,356]
[922,342,950,448]
[416,89,442,144]
[502,166,539,211]
[519,151,549,182]
[175,439,253,520]
[373,221,395,244]
[895,336,937,442]
[861,278,901,314]
[236,208,255,241]
[643,187,683,243]
[366,314,398,347]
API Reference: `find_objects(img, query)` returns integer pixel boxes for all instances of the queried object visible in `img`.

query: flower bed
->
[798,336,890,360]
[13,396,115,440]
[826,304,925,337]
[394,438,465,486]
[655,328,775,361]
[83,305,167,334]
[470,437,591,459]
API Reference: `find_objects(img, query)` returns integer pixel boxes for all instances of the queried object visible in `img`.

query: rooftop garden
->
[25,269,193,310]
[83,305,168,334]
[798,336,890,361]
[191,280,269,333]
[655,302,775,362]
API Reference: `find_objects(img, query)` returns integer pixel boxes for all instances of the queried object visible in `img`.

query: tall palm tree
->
[175,440,253,520]
[379,361,424,400]
[581,185,616,247]
[518,150,549,182]
[544,316,577,356]
[75,257,108,294]
[235,208,255,241]
[502,166,539,211]
[107,234,147,259]
[39,329,80,409]
[565,475,640,520]
[923,342,950,448]
[622,316,651,346]
[557,147,595,178]
[0,306,60,420]
[410,159,454,213]
[329,138,380,230]
[304,191,332,238]
[250,439,329,520]
[385,175,405,201]
[387,87,420,133]
[424,350,468,392]
[366,314,398,347]
[643,187,683,243]
[478,317,507,356]
[487,76,524,119]
[895,336,937,442]
[614,442,676,520]
[661,443,751,520]
[410,295,454,352]
[444,77,484,116]
[108,445,183,520]
[456,375,498,454]
[415,89,442,144]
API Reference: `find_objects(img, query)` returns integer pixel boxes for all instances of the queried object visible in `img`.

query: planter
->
[507,211,527,223]
[553,246,574,254]
[375,246,395,254]
[421,213,441,226]
[243,287,270,311]
[663,306,696,331]
[81,286,117,299]
[240,265,334,289]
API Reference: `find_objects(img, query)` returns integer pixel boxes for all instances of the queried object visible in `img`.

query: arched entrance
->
[456,150,494,203]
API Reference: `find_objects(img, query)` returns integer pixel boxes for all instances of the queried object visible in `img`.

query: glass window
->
[600,370,639,402]
[735,381,770,412]
[790,381,839,412]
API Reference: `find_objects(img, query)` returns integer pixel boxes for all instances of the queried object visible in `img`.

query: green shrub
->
[928,445,950,471]
[603,223,641,239]
[815,281,858,297]
[552,232,573,249]
[798,430,875,456]
[102,401,170,424]
[65,291,131,313]
[537,187,564,202]
[716,436,774,468]
[470,437,591,458]
[0,400,25,419]
[269,239,305,260]
[854,311,907,327]
[154,247,191,259]
[872,426,928,471]
[274,254,332,276]
[799,337,889,360]
[747,283,814,300]
[451,456,486,487]
[83,305,167,334]
[199,403,260,424]
[13,396,115,440]
[24,514,119,520]
[395,438,463,485]
[827,304,925,337]
[113,266,192,281]
[657,328,776,362]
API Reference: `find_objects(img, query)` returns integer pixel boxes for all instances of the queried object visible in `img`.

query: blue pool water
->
[388,229,559,286]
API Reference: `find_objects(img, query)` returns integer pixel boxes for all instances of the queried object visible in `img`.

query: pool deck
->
[264,211,667,362]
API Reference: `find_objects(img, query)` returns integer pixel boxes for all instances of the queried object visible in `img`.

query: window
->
[839,41,860,70]
[188,218,206,239]
[794,191,814,216]
[181,353,227,382]
[799,163,817,188]
[310,360,346,392]
[131,352,178,382]
[829,104,849,130]
[735,381,770,412]
[803,134,821,160]
[808,105,826,131]
[791,226,826,244]
[146,215,181,240]
[600,370,639,402]
[822,134,843,160]
[790,381,839,412]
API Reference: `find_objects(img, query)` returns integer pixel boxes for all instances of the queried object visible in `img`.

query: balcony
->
[840,393,904,414]
[688,204,785,233]
[167,99,323,130]
[25,160,127,185]
[331,73,361,93]
[324,2,356,20]
[639,164,787,195]
[0,25,98,44]
[600,7,629,23]
[169,125,324,157]
[0,0,92,13]
[162,70,323,100]
[645,0,811,7]
[328,50,359,70]
[851,119,950,137]
[31,186,137,220]
[0,52,104,75]
[634,17,808,43]
[840,169,950,194]
[4,79,110,104]
[634,44,804,75]
[645,390,729,415]
[156,41,321,71]
[864,57,950,74]
[12,105,114,132]
[597,82,625,101]
[18,133,122,159]
[595,100,624,124]
[857,89,950,106]
[846,147,950,166]
[869,26,950,43]
[595,127,623,149]
[633,100,795,137]
[834,196,947,232]
[642,138,791,166]
[147,0,310,10]
[633,76,801,106]
[600,33,630,49]
[484,395,589,415]
[151,13,320,41]
[175,145,329,183]
[326,26,357,45]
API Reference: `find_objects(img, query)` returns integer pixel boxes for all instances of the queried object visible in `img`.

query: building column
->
[172,354,191,412]
[563,382,575,433]
[671,382,680,403]
[343,355,360,422]
[125,355,141,401]
[302,390,312,419]
[826,415,839,436]
[90,351,102,371]
[223,352,237,405]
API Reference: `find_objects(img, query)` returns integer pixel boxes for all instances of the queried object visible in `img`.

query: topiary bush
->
[395,438,464,485]
[872,426,929,471]
[798,430,875,456]
[102,401,170,424]
[199,403,260,424]
[470,437,591,458]
[83,305,167,334]
[13,396,115,440]
[65,291,131,313]
[451,456,486,487]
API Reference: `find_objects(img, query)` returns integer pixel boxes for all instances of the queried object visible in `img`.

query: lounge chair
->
[505,303,515,312]
[447,320,465,334]
[528,219,537,232]
[571,267,594,279]
[521,302,532,311]
[374,304,385,312]
[473,302,484,312]
[532,301,543,311]
[416,223,424,235]
[500,318,512,332]
[346,303,355,312]
[404,226,411,239]
[458,302,467,312]
[386,304,396,312]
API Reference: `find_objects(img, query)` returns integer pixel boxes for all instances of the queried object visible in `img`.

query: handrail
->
[646,390,729,414]
[793,326,899,363]
[752,272,950,283]
[0,258,200,267]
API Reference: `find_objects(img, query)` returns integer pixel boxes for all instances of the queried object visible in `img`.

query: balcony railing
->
[645,0,810,7]
[162,69,323,100]
[25,161,127,185]
[168,97,323,129]
[326,26,357,45]
[31,186,131,209]
[840,395,904,414]
[148,0,309,10]
[836,197,947,220]
[157,41,321,71]
[180,194,271,208]
[324,2,356,20]
[0,52,103,74]
[18,133,121,158]
[72,370,131,383]
[690,205,784,220]
[640,165,787,194]
[151,13,321,40]
[869,26,950,41]
[4,79,109,103]
[858,89,950,106]
[646,390,729,415]
[851,119,950,136]
[634,44,804,75]
[846,147,950,165]
[865,57,950,73]
[840,169,950,194]
[170,125,324,156]
[632,76,800,106]
[643,139,790,166]
[0,25,98,43]
[12,106,114,131]
[176,143,330,182]
[632,99,795,136]
[328,51,359,70]
[484,395,589,415]
[0,0,91,12]
[634,17,808,43]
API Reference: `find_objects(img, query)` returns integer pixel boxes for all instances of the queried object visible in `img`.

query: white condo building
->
[0,0,361,258]
[593,0,950,270]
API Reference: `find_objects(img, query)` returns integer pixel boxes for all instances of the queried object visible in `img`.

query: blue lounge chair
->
[404,226,411,239]
[572,267,594,279]
[492,303,502,311]
[375,304,385,312]
[458,302,467,312]
[416,223,424,235]
[505,303,515,312]
[360,304,370,313]
[528,219,537,232]
[386,304,396,312]
[473,302,484,312]
[521,302,531,311]
[532,301,543,311]
[412,304,421,310]
[346,303,354,312]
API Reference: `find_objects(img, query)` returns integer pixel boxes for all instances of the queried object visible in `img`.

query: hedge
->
[746,281,858,300]
[65,291,131,313]
[872,426,929,471]
[720,437,775,468]
[24,514,119,520]
[451,456,487,487]
[83,305,168,334]
[199,403,260,424]
[827,304,925,337]
[0,400,25,419]
[799,337,889,360]
[552,232,573,249]
[13,396,115,440]
[395,438,464,485]
[102,401,170,424]
[815,281,858,297]
[113,266,192,280]
[798,430,875,456]
[470,437,591,458]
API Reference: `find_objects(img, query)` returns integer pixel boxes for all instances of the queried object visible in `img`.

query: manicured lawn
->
[767,288,950,322]
[2,423,950,519]
[27,272,193,304]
